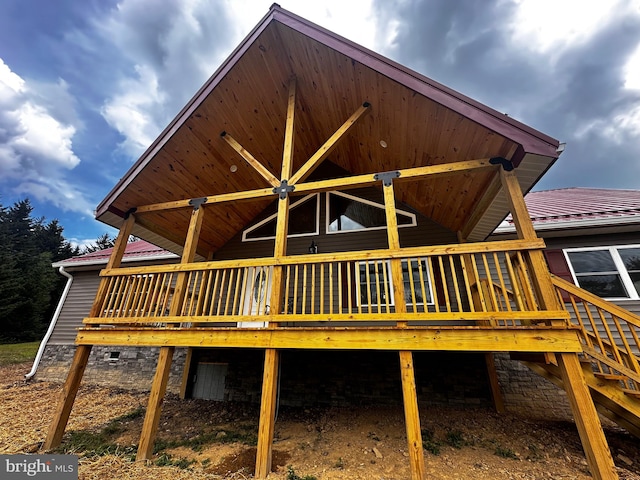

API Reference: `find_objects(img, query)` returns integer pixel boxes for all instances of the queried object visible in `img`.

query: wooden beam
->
[399,351,426,480]
[484,353,505,413]
[132,158,497,214]
[76,326,583,352]
[557,353,617,480]
[179,347,194,400]
[382,181,407,328]
[289,102,371,185]
[255,349,279,479]
[136,346,175,460]
[281,77,296,181]
[221,132,280,187]
[43,345,92,450]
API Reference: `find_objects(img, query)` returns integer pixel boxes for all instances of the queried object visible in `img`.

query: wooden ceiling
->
[96,6,559,255]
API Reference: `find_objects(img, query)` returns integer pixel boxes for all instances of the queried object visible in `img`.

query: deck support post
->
[400,351,426,480]
[43,345,92,450]
[484,353,505,413]
[136,204,205,460]
[44,214,135,451]
[255,348,280,478]
[137,346,175,460]
[557,353,617,480]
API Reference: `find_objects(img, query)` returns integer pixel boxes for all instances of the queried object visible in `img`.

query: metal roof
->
[496,188,640,233]
[53,240,177,268]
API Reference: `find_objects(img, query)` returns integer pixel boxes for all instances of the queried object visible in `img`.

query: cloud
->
[0,58,93,215]
[372,0,640,190]
[95,0,237,158]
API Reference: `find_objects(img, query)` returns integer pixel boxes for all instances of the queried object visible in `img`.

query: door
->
[192,362,227,400]
[239,266,272,328]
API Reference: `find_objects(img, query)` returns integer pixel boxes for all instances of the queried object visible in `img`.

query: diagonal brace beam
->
[221,131,280,188]
[289,101,371,185]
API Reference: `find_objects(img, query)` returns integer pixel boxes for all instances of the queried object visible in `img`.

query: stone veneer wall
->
[492,353,573,420]
[37,344,187,394]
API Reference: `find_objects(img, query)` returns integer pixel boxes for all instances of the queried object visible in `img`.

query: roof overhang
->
[95,5,560,254]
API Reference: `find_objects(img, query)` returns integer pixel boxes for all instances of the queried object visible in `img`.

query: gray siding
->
[49,271,102,345]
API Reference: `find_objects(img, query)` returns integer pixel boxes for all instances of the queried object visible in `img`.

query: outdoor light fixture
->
[308,241,318,254]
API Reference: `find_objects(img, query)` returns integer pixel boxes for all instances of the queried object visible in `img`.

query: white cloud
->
[0,58,91,215]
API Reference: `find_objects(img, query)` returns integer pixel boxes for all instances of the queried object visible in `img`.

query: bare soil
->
[2,362,640,479]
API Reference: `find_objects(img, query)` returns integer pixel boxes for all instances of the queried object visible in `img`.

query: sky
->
[1,0,640,248]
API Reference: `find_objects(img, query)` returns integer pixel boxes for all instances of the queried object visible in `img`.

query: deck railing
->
[84,239,569,328]
[552,275,640,393]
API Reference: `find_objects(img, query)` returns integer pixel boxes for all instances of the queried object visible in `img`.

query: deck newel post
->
[136,205,205,461]
[382,178,425,480]
[44,213,136,451]
[557,353,618,480]
[255,77,296,479]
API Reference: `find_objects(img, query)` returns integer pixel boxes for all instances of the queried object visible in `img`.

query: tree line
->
[0,199,114,343]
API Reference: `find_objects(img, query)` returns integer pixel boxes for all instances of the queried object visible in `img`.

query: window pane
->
[619,248,640,272]
[630,272,640,296]
[568,251,617,273]
[328,192,414,232]
[245,195,317,239]
[359,262,391,306]
[402,260,431,304]
[577,274,628,297]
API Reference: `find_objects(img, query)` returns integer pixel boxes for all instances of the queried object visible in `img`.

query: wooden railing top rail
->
[551,275,640,329]
[101,238,546,277]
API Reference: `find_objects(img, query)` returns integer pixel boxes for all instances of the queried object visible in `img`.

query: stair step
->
[622,388,640,399]
[593,373,627,382]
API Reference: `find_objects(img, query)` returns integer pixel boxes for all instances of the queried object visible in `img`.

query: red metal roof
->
[500,188,640,229]
[54,240,175,267]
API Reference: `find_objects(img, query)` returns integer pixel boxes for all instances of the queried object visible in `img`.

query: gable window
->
[564,246,640,299]
[326,191,416,234]
[356,259,434,308]
[243,194,319,241]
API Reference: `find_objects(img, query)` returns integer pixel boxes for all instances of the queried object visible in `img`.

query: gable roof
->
[496,188,640,233]
[95,5,560,254]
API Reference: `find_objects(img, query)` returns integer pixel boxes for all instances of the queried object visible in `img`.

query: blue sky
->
[1,0,639,248]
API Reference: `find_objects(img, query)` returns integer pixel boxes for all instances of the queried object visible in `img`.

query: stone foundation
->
[36,345,578,421]
[37,344,187,394]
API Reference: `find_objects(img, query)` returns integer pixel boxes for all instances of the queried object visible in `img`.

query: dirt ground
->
[2,362,640,479]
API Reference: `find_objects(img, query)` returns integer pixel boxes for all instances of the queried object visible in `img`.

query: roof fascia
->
[52,252,178,269]
[494,215,640,234]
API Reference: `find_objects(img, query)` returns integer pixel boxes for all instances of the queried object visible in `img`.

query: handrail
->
[100,239,546,277]
[551,274,640,391]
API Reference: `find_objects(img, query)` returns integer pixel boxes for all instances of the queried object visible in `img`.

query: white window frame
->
[355,258,435,307]
[242,193,320,242]
[563,245,640,300]
[325,191,417,234]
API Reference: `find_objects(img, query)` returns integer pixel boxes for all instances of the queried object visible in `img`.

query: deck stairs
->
[517,275,640,437]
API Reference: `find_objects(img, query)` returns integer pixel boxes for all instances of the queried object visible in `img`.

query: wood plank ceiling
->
[97,13,557,255]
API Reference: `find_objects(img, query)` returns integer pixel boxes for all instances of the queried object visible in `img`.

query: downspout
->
[25,266,74,381]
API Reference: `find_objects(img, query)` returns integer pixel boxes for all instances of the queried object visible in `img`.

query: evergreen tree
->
[0,199,78,343]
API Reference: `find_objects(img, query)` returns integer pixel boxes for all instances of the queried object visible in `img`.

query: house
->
[42,6,636,479]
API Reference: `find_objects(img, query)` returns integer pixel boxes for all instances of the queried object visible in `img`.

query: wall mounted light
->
[308,241,318,254]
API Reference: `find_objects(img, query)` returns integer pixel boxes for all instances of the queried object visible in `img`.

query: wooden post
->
[400,351,426,480]
[255,349,280,478]
[484,353,505,413]
[179,347,194,400]
[383,179,425,479]
[43,345,92,450]
[136,205,205,460]
[499,169,559,313]
[255,77,295,479]
[557,353,617,480]
[44,214,135,451]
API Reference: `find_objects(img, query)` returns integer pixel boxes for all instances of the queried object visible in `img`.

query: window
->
[326,191,416,234]
[356,259,434,307]
[243,194,319,241]
[564,246,640,299]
